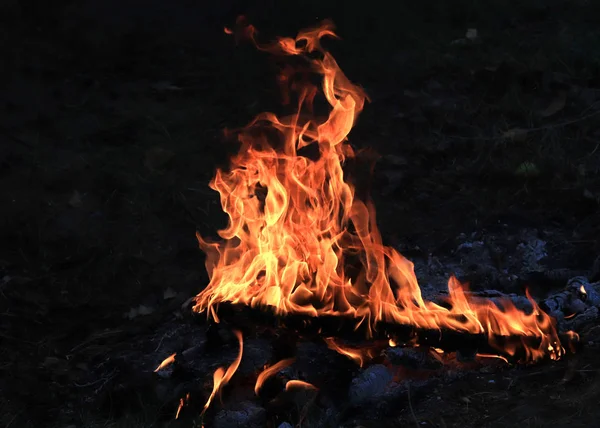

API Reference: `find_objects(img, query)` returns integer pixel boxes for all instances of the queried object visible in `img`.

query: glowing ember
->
[255,358,296,394]
[201,330,243,415]
[193,18,565,363]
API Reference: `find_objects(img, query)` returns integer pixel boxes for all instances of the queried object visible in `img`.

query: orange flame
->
[285,380,318,392]
[255,357,296,395]
[201,330,243,415]
[155,353,176,372]
[193,19,564,363]
[476,353,509,364]
[175,393,190,419]
[324,337,380,367]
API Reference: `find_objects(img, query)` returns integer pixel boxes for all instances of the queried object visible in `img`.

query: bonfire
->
[157,17,582,420]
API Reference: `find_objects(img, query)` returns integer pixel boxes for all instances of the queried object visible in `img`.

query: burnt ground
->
[2,1,600,427]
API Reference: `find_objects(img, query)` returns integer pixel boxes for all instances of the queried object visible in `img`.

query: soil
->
[1,1,600,427]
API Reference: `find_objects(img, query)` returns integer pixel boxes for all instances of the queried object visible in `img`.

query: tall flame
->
[194,18,563,363]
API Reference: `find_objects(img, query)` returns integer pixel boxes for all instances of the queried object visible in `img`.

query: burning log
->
[542,277,600,331]
[199,299,577,365]
[438,277,600,337]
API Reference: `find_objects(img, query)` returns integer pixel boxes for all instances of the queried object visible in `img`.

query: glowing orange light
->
[285,380,318,391]
[201,330,243,415]
[193,18,566,368]
[155,353,176,372]
[255,358,296,394]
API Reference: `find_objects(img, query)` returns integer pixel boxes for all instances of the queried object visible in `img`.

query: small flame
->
[175,393,190,419]
[324,337,379,367]
[193,18,568,365]
[155,353,176,372]
[255,358,296,394]
[476,353,509,364]
[201,330,243,415]
[285,380,318,391]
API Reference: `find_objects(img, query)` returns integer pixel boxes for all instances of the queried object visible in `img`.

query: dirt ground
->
[1,1,600,427]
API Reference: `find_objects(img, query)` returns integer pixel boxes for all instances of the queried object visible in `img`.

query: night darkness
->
[2,1,600,427]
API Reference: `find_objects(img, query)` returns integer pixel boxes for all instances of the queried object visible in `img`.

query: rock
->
[348,364,393,406]
[213,401,266,428]
[385,347,442,369]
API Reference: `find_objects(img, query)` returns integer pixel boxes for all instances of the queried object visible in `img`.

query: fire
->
[193,18,565,363]
[323,337,381,367]
[476,353,509,364]
[175,393,190,419]
[255,357,296,395]
[155,353,176,372]
[201,330,243,415]
[285,380,318,392]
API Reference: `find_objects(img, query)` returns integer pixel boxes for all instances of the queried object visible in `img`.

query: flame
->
[476,353,509,364]
[201,330,243,415]
[255,357,296,394]
[175,393,190,419]
[324,337,380,367]
[193,18,565,363]
[155,353,177,372]
[285,380,318,391]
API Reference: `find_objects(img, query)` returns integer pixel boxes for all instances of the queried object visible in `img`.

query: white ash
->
[516,238,547,271]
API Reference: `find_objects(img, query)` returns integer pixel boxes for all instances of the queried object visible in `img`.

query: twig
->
[4,411,19,428]
[407,382,420,428]
[70,329,123,354]
[0,125,34,148]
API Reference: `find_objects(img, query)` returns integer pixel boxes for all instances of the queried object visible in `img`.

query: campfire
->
[156,17,585,422]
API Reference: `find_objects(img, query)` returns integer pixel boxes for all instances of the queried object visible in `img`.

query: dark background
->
[1,1,599,426]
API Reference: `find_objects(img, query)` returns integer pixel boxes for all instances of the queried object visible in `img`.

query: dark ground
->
[1,1,600,427]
